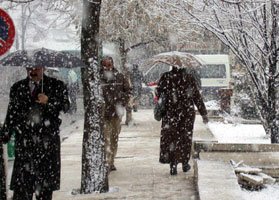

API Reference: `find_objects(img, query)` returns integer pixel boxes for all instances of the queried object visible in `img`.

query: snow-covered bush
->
[232,72,259,120]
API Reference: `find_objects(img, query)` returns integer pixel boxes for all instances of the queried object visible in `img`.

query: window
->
[199,64,226,79]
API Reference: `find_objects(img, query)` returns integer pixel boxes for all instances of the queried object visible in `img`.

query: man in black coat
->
[0,66,69,200]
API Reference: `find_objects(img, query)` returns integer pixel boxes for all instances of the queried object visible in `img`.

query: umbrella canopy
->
[0,48,85,68]
[144,51,205,68]
[46,67,59,72]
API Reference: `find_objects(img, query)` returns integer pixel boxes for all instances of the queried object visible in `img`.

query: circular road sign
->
[0,9,15,56]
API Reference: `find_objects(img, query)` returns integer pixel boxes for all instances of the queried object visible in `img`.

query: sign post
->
[0,8,15,199]
[0,8,15,56]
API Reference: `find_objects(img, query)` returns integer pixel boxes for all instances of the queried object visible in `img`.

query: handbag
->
[154,94,167,121]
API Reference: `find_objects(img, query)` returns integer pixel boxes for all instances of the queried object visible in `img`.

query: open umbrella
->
[0,47,85,68]
[144,51,205,68]
[0,48,84,92]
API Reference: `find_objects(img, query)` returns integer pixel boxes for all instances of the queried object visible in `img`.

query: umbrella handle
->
[41,68,44,93]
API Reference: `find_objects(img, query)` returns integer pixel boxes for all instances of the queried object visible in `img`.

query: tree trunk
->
[269,0,279,143]
[267,78,278,143]
[80,0,109,193]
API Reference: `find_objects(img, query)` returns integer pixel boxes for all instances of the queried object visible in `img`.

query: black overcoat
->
[0,75,69,192]
[156,67,207,164]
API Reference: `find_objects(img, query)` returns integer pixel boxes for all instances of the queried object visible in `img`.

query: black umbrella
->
[0,47,85,68]
[0,48,85,93]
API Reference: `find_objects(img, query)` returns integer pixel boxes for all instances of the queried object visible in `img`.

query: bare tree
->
[0,0,75,50]
[165,0,279,143]
[80,0,109,193]
[100,1,166,70]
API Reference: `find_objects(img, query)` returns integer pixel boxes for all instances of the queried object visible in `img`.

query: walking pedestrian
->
[67,70,79,114]
[130,64,145,112]
[156,66,208,175]
[0,66,70,199]
[100,56,131,172]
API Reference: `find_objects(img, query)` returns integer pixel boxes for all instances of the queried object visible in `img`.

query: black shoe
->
[182,163,191,172]
[110,165,117,171]
[170,163,177,175]
[133,105,138,112]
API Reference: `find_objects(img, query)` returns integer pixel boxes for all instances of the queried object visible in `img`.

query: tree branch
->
[9,0,35,3]
[220,0,243,4]
[124,38,167,54]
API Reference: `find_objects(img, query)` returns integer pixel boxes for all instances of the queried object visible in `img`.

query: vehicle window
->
[199,64,226,79]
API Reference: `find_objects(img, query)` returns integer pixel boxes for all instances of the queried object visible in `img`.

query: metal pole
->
[42,68,44,93]
[0,143,7,200]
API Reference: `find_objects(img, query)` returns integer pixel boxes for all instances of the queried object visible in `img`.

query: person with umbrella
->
[156,64,208,175]
[0,64,70,199]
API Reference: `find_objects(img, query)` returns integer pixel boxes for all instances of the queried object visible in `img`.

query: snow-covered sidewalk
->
[53,109,199,199]
[5,107,279,199]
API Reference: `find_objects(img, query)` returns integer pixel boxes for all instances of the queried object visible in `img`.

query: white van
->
[195,54,231,90]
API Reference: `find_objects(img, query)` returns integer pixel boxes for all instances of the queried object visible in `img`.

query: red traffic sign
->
[0,9,15,56]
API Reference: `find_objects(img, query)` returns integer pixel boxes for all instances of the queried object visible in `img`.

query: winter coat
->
[130,68,144,98]
[0,75,69,192]
[100,68,131,119]
[156,67,207,164]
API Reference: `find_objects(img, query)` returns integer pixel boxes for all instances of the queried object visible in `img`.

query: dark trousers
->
[0,145,7,200]
[13,188,53,200]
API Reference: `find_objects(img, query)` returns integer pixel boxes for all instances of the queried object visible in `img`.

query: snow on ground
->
[207,122,269,144]
[207,120,279,200]
[2,95,279,199]
[242,183,279,200]
[126,109,279,199]
[204,100,220,110]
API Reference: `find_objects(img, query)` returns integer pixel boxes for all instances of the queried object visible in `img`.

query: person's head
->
[26,66,44,82]
[101,56,114,71]
[132,64,138,71]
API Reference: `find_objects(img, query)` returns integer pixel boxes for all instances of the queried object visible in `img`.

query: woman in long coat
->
[156,66,208,175]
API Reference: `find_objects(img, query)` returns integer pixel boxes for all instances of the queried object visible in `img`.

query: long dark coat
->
[156,67,207,164]
[100,68,131,119]
[130,67,144,98]
[0,75,69,192]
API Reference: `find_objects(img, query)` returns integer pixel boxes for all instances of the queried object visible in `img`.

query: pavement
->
[3,96,279,199]
[51,110,214,200]
[4,108,219,200]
